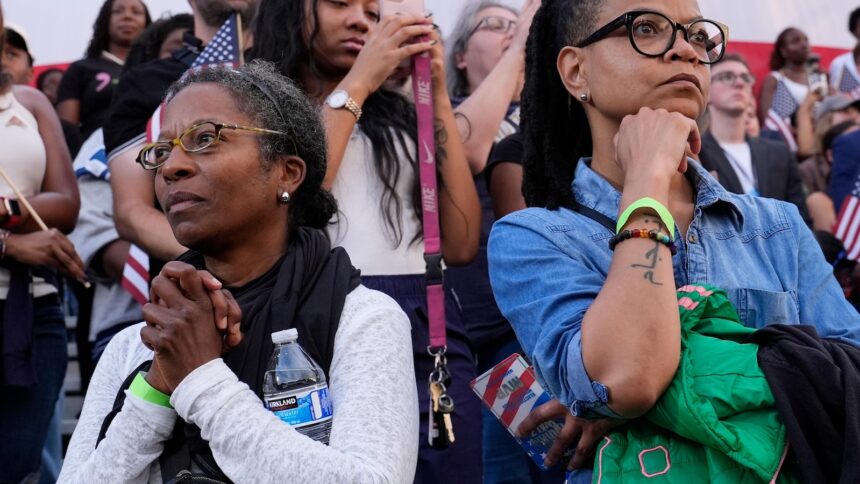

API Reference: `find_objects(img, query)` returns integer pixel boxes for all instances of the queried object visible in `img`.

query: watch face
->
[328,90,348,108]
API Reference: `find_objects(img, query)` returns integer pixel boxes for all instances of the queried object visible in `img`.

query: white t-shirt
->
[327,127,425,276]
[58,285,419,483]
[719,142,757,195]
[829,51,860,92]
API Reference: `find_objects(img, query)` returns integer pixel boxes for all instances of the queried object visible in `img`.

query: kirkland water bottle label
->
[265,384,333,428]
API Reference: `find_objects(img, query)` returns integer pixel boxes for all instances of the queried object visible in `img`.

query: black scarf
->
[138,228,359,481]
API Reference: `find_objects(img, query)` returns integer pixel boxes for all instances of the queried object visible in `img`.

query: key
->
[428,382,450,449]
[437,392,456,443]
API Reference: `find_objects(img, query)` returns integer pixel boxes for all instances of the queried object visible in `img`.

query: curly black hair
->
[85,0,152,59]
[123,13,193,72]
[521,0,602,209]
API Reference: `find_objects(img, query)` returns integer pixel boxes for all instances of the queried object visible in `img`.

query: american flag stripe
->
[764,110,798,152]
[838,197,860,259]
[145,103,164,144]
[121,244,150,305]
[499,369,536,427]
[479,356,518,408]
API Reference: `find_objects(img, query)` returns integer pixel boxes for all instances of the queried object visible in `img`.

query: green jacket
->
[593,285,797,483]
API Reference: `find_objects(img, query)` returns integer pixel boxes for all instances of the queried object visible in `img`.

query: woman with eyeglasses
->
[488,0,860,480]
[59,61,419,483]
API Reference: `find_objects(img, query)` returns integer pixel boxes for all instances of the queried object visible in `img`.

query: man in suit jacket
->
[699,54,809,221]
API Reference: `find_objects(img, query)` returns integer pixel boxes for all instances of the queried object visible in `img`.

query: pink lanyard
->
[412,49,446,354]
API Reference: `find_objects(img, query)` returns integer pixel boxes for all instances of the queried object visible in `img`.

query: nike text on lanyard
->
[412,41,455,449]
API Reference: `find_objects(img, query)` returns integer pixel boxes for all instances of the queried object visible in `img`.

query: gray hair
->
[445,0,517,98]
[164,60,336,229]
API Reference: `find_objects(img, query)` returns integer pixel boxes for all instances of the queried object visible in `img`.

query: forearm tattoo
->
[629,217,668,286]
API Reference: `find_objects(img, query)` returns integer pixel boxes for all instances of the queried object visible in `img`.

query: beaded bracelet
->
[609,228,677,255]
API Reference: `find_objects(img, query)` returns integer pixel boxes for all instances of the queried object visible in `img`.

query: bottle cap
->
[271,328,298,344]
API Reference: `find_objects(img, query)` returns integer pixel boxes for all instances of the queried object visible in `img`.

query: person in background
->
[829,7,860,95]
[2,25,33,85]
[0,1,87,482]
[123,13,193,69]
[699,53,808,219]
[56,0,151,141]
[36,69,64,105]
[444,2,552,482]
[758,27,814,145]
[489,0,860,480]
[802,121,858,232]
[828,123,860,213]
[250,0,481,481]
[60,61,418,483]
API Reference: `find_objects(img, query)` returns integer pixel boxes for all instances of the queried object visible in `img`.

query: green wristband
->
[616,197,675,240]
[129,371,173,408]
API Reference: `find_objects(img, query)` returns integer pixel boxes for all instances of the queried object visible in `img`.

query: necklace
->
[102,50,125,66]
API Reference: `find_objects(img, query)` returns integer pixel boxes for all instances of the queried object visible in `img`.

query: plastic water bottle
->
[262,328,333,444]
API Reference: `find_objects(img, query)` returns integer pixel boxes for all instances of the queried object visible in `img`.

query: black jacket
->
[747,325,860,484]
[699,132,809,222]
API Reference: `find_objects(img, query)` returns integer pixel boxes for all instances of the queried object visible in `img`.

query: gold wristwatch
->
[325,89,362,121]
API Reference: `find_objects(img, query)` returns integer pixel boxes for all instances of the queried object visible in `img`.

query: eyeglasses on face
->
[137,121,290,170]
[712,71,755,85]
[468,15,517,39]
[576,10,729,65]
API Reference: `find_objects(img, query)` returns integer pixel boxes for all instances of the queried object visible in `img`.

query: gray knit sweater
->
[59,285,419,483]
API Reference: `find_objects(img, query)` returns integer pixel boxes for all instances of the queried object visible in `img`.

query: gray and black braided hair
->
[164,60,336,229]
[521,0,604,209]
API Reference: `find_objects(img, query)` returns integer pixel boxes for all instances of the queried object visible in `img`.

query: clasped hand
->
[140,261,243,394]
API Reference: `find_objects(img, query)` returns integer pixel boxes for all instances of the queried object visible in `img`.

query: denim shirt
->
[488,158,860,420]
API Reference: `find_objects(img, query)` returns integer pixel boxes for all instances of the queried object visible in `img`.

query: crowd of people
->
[1,0,860,483]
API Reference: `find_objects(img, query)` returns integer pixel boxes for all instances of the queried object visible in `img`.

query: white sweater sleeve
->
[170,286,419,484]
[58,323,177,484]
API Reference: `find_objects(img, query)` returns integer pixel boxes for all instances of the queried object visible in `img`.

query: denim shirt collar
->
[571,157,745,226]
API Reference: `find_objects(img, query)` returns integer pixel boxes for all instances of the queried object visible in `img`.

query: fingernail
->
[79,277,92,289]
[221,316,228,328]
[429,40,438,45]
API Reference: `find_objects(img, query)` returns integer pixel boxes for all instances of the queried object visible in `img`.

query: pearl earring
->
[279,191,291,204]
[579,92,589,102]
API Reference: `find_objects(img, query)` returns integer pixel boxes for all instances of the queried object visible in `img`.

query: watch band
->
[343,97,362,121]
[129,371,173,408]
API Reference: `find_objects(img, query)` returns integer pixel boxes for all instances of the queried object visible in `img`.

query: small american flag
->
[763,78,799,152]
[835,173,860,261]
[121,244,150,305]
[127,13,244,305]
[145,13,243,144]
[189,13,243,71]
[838,65,860,100]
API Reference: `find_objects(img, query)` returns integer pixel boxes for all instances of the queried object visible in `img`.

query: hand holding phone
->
[380,0,425,17]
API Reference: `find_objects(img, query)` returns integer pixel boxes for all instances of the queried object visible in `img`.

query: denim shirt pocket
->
[730,288,800,329]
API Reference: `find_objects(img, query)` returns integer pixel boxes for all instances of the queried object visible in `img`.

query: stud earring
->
[579,92,589,102]
[279,191,291,204]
